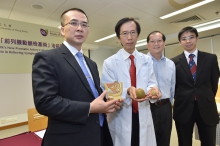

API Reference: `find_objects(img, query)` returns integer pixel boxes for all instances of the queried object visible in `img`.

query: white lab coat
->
[101,49,157,146]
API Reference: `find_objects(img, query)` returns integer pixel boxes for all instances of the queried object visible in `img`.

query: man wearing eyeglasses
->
[171,26,220,146]
[146,31,175,146]
[32,8,122,146]
[101,17,161,146]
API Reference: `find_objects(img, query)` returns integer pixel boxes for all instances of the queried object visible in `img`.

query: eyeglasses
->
[120,31,137,37]
[180,35,195,42]
[149,40,163,44]
[63,21,89,29]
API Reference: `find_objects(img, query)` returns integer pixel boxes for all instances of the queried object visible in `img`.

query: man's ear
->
[147,43,150,49]
[117,37,123,46]
[60,27,65,36]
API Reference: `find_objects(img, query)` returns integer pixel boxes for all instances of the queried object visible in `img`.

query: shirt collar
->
[121,48,137,61]
[63,41,83,56]
[184,49,198,58]
[147,52,166,61]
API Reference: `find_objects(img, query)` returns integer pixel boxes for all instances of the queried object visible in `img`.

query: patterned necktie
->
[129,55,138,113]
[188,54,197,80]
[76,52,104,126]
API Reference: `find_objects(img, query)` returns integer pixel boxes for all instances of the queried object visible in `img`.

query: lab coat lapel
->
[115,50,130,79]
[135,52,144,75]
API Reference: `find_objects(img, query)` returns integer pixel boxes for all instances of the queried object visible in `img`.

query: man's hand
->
[127,86,150,102]
[107,98,124,111]
[148,86,162,99]
[90,90,123,114]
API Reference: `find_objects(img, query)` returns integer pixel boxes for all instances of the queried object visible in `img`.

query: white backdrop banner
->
[0,17,63,73]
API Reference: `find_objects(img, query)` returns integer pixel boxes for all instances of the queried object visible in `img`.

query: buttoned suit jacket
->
[32,44,107,146]
[171,51,220,126]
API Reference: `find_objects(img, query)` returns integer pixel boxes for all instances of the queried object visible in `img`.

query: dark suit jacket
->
[171,51,220,126]
[32,44,107,146]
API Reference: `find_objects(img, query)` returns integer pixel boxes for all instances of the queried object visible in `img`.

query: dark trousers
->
[175,101,217,146]
[102,117,113,146]
[150,101,172,146]
[131,111,139,146]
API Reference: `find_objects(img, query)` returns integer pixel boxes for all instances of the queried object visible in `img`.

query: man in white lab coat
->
[101,17,161,146]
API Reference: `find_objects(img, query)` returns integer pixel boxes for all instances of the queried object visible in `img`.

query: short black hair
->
[178,26,198,41]
[60,8,89,27]
[115,17,141,38]
[146,31,166,43]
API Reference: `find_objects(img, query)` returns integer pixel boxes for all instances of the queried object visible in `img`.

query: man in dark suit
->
[172,26,220,146]
[32,8,122,146]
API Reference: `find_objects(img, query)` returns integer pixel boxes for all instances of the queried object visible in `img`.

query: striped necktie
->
[189,54,197,80]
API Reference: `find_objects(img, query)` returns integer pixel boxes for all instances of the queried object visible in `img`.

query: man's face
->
[179,31,198,53]
[60,10,89,50]
[147,33,165,56]
[118,21,138,54]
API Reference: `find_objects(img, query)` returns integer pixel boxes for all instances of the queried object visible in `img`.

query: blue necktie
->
[76,52,104,126]
[188,54,197,80]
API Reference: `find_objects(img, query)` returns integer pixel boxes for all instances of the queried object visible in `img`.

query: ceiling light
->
[32,4,43,10]
[136,18,220,48]
[94,34,116,42]
[137,39,146,43]
[193,18,220,32]
[135,42,147,48]
[174,0,193,5]
[160,0,215,19]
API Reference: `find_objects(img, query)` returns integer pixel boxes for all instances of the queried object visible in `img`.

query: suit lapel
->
[84,56,102,94]
[179,53,194,82]
[195,51,205,84]
[60,45,94,97]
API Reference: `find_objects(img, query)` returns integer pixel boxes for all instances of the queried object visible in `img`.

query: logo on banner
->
[40,28,48,36]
